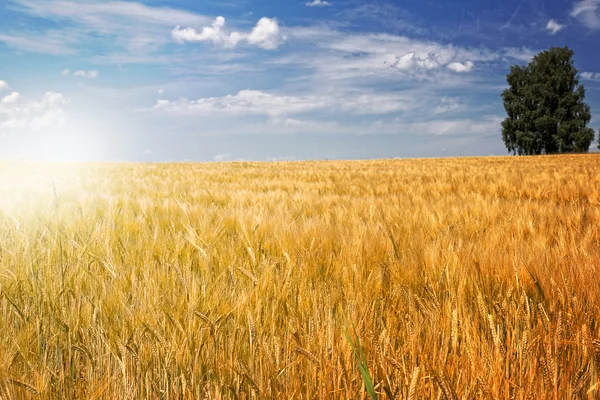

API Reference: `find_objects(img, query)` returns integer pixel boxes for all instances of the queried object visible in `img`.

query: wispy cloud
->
[213,153,232,161]
[0,32,76,54]
[172,16,285,50]
[306,0,331,7]
[500,47,535,63]
[571,0,600,29]
[500,0,523,30]
[9,0,211,53]
[348,116,503,138]
[12,0,209,28]
[434,97,462,114]
[73,70,100,79]
[266,155,297,161]
[61,69,100,79]
[405,116,502,137]
[281,26,533,88]
[339,1,426,36]
[545,19,565,34]
[152,89,417,118]
[0,81,9,91]
[90,53,172,65]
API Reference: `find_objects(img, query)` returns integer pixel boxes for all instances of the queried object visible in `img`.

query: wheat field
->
[0,155,599,399]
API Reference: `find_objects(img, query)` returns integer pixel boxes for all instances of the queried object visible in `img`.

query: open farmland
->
[0,155,600,398]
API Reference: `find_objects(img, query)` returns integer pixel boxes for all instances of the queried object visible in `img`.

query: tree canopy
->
[501,46,595,155]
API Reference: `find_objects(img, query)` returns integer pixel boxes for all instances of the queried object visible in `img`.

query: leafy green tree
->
[501,47,595,155]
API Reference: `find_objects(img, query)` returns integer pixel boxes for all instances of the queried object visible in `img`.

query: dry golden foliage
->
[0,154,599,398]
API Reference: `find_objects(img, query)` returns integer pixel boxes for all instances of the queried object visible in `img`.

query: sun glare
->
[30,114,110,162]
[0,161,84,205]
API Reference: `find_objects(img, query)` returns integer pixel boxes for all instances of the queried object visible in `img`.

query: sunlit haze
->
[1,0,599,161]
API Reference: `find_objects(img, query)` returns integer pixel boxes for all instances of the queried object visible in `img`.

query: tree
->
[501,46,595,155]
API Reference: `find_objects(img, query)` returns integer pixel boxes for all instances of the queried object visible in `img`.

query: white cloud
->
[172,17,240,47]
[392,52,440,71]
[213,153,232,161]
[172,16,285,50]
[152,89,415,118]
[154,90,320,117]
[281,27,531,86]
[142,149,153,155]
[11,0,211,54]
[14,0,209,28]
[0,81,9,91]
[1,92,21,105]
[545,19,565,34]
[571,0,600,29]
[306,0,331,7]
[91,53,171,65]
[500,47,536,63]
[267,156,297,161]
[386,116,503,138]
[390,51,474,74]
[73,70,99,79]
[0,89,68,137]
[158,88,164,95]
[0,32,76,55]
[61,69,71,76]
[446,61,474,73]
[434,97,461,114]
[581,72,600,81]
[247,18,285,50]
[277,115,503,138]
[269,118,345,134]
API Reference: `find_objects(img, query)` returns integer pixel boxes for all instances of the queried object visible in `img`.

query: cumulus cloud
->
[0,81,10,91]
[571,0,600,29]
[581,72,600,81]
[73,70,99,79]
[446,61,474,73]
[392,52,440,71]
[1,92,21,105]
[545,19,565,34]
[172,16,285,50]
[389,51,474,74]
[247,18,285,49]
[306,0,331,7]
[0,89,68,137]
[172,17,240,47]
[152,89,415,118]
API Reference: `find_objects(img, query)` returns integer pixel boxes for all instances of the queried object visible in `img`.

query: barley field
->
[0,155,599,399]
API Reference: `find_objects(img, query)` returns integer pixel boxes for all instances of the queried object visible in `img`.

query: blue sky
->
[0,0,599,161]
